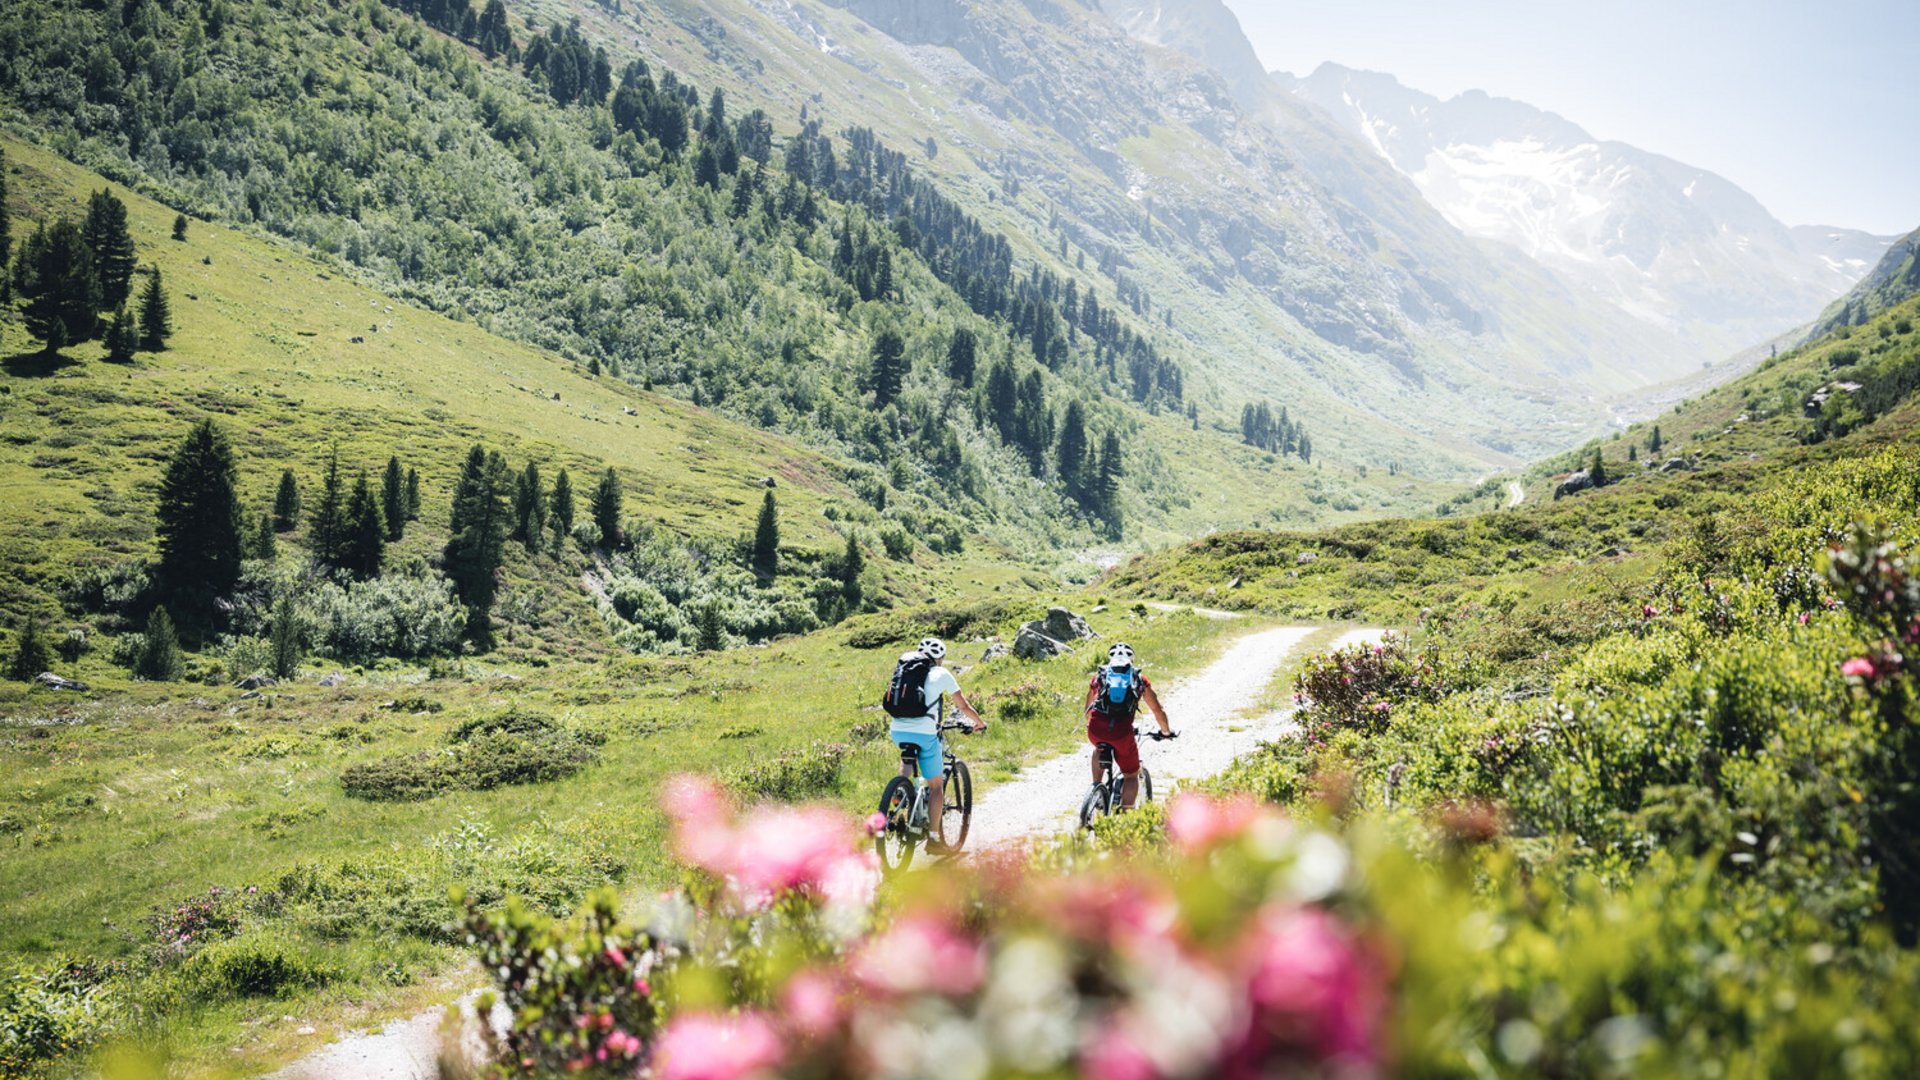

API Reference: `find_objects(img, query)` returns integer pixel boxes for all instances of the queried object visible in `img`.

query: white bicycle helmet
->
[919,637,947,661]
[1107,642,1135,667]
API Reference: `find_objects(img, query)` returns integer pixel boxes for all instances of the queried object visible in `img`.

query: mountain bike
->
[875,721,974,872]
[1079,728,1177,831]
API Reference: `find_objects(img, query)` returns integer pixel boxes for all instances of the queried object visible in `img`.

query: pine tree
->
[0,147,10,281]
[1015,370,1051,472]
[310,448,345,562]
[1590,446,1609,487]
[694,144,721,190]
[137,266,172,351]
[273,469,301,531]
[590,467,623,548]
[268,594,303,680]
[171,214,189,242]
[1628,444,1638,462]
[445,446,513,644]
[984,360,1019,440]
[405,467,422,520]
[513,461,546,551]
[751,489,779,581]
[7,618,51,682]
[550,467,575,536]
[870,329,905,409]
[250,511,276,561]
[1648,425,1663,455]
[947,328,977,387]
[840,531,864,612]
[105,306,138,362]
[381,456,407,541]
[14,218,99,352]
[340,472,386,579]
[155,419,244,636]
[1055,400,1089,502]
[1094,430,1124,533]
[134,606,185,681]
[83,189,137,309]
[696,601,726,652]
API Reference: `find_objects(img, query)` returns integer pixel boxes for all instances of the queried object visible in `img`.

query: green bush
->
[343,709,599,802]
[723,741,852,801]
[180,931,335,999]
[305,572,465,662]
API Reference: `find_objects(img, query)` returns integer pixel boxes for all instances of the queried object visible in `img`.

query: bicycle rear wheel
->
[1079,783,1108,831]
[875,776,919,873]
[941,760,973,854]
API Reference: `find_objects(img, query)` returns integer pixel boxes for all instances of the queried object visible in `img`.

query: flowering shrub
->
[1292,632,1456,739]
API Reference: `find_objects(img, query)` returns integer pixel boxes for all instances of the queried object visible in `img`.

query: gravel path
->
[269,989,506,1080]
[966,625,1383,847]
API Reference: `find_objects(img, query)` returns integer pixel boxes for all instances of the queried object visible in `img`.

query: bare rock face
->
[1554,471,1593,499]
[1013,607,1096,661]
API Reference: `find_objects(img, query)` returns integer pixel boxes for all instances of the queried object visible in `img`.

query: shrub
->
[983,678,1058,724]
[1292,633,1457,738]
[305,572,465,663]
[343,710,598,802]
[132,607,185,681]
[180,931,335,998]
[723,742,852,800]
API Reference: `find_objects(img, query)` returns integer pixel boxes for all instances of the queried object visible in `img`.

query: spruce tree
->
[590,466,623,548]
[696,601,726,652]
[381,456,407,541]
[405,466,421,520]
[134,606,185,681]
[137,266,172,350]
[250,512,276,561]
[310,449,345,562]
[7,619,51,682]
[171,214,189,242]
[840,531,864,612]
[83,189,137,309]
[105,306,138,362]
[268,594,303,680]
[984,360,1018,439]
[513,461,545,551]
[14,218,99,352]
[1590,446,1609,487]
[340,471,386,579]
[0,147,9,280]
[751,489,779,581]
[947,327,977,387]
[1055,400,1089,502]
[1648,425,1663,454]
[154,419,244,636]
[550,467,575,535]
[694,144,721,190]
[870,329,905,409]
[445,446,513,644]
[273,469,301,531]
[1095,430,1124,529]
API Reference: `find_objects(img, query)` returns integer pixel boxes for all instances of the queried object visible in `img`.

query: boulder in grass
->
[237,674,277,690]
[979,642,1010,663]
[318,671,346,688]
[1014,626,1072,661]
[33,672,89,692]
[1554,471,1593,499]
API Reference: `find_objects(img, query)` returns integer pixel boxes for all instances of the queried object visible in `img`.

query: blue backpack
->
[1091,665,1141,724]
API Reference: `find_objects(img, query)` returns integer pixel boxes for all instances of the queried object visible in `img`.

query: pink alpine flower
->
[654,1011,784,1080]
[780,970,845,1038]
[1080,1020,1160,1080]
[1841,657,1876,678]
[851,915,985,995]
[730,805,859,894]
[1166,792,1262,855]
[864,811,888,836]
[1243,905,1381,1063]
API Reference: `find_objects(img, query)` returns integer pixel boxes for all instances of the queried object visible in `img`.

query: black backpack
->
[883,653,936,719]
[1089,665,1141,724]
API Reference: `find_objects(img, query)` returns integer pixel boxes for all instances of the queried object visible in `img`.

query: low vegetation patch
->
[341,708,599,802]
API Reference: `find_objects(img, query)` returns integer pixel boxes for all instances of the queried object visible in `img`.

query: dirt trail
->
[966,625,1383,847]
[1506,481,1525,508]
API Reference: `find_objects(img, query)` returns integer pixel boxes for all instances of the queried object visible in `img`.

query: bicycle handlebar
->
[937,721,979,733]
[1140,729,1178,741]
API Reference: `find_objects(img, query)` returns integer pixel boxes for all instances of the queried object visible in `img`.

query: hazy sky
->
[1224,0,1919,234]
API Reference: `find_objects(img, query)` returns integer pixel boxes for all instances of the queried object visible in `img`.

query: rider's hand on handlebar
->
[971,719,987,735]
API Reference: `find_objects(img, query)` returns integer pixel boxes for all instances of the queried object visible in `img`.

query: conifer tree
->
[7,618,51,682]
[137,266,172,350]
[340,472,386,578]
[1055,400,1090,502]
[1015,370,1052,472]
[250,511,276,561]
[14,218,99,352]
[405,467,422,520]
[445,446,513,643]
[870,329,905,409]
[1628,444,1638,462]
[550,467,574,535]
[105,306,138,362]
[840,530,864,612]
[83,189,137,308]
[134,606,185,681]
[1648,425,1663,454]
[694,144,721,190]
[310,448,345,563]
[381,456,407,541]
[1590,446,1609,487]
[0,147,10,280]
[155,419,244,636]
[171,214,189,242]
[947,327,977,387]
[1094,430,1124,533]
[751,489,779,581]
[984,360,1018,440]
[696,600,726,652]
[590,467,623,548]
[513,461,546,551]
[268,594,303,680]
[273,469,301,532]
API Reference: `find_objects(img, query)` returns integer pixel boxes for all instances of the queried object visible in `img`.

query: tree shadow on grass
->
[2,350,81,377]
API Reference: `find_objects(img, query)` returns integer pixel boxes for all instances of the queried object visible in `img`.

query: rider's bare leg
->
[926,774,946,834]
[1090,748,1104,782]
[1121,770,1140,808]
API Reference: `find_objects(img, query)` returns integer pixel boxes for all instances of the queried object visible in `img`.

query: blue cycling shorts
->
[890,728,944,780]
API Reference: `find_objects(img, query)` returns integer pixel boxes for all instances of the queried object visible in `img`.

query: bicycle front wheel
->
[876,776,918,873]
[942,760,973,854]
[1079,783,1108,831]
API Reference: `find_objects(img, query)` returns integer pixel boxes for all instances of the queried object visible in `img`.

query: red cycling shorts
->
[1086,716,1140,774]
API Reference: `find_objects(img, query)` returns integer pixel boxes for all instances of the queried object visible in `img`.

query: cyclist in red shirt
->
[1084,642,1171,809]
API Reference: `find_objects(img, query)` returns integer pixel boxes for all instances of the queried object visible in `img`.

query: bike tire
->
[1079,783,1108,831]
[1138,767,1154,805]
[875,776,918,873]
[943,760,973,854]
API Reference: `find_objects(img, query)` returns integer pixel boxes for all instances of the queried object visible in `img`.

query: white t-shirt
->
[890,663,961,736]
